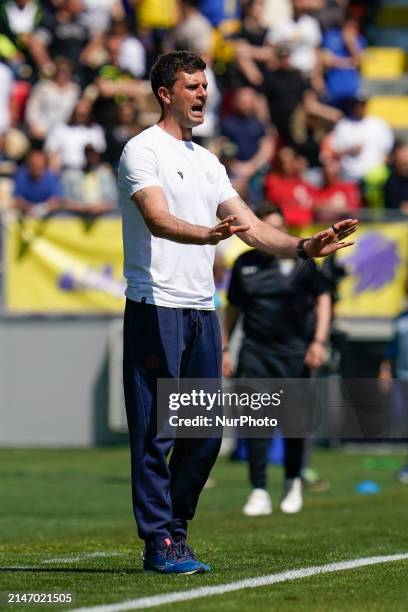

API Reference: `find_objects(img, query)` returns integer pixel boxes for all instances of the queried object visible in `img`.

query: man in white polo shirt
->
[118,50,357,575]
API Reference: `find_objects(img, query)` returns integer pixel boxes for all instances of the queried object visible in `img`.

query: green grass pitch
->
[0,447,408,611]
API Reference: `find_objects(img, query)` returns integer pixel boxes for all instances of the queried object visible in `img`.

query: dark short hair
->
[150,51,206,108]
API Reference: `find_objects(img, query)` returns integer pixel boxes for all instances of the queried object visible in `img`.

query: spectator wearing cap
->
[384,144,408,214]
[61,144,118,215]
[331,91,394,182]
[13,149,62,216]
[45,99,106,172]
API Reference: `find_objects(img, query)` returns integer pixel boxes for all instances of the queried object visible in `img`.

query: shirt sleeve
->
[118,140,162,198]
[217,162,239,205]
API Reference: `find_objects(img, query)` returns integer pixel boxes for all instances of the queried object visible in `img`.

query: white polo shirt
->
[118,125,238,309]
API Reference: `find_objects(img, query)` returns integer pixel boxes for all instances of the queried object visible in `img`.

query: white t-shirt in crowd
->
[5,0,38,33]
[79,0,117,35]
[267,14,321,75]
[0,62,13,134]
[45,123,106,169]
[332,116,394,180]
[118,124,238,309]
[118,36,146,78]
[25,80,80,136]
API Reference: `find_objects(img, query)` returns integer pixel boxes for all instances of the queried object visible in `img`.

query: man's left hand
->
[304,219,358,258]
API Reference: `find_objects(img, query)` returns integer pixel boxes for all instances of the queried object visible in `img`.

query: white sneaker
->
[280,478,303,514]
[243,488,272,516]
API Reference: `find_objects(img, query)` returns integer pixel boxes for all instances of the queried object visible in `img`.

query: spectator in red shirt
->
[264,146,314,227]
[313,153,361,222]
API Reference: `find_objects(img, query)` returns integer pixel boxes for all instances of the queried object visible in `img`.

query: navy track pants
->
[123,299,222,549]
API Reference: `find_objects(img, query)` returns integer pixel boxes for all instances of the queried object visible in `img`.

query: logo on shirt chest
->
[205,172,215,184]
[177,170,184,180]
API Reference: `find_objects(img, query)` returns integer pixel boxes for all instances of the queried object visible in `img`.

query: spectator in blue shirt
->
[13,149,62,216]
[199,0,240,27]
[321,15,366,109]
[220,86,274,206]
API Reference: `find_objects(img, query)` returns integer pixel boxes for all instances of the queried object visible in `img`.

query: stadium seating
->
[361,47,405,80]
[366,95,408,129]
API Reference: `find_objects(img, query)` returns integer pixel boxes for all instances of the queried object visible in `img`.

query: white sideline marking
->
[43,552,122,564]
[70,553,408,612]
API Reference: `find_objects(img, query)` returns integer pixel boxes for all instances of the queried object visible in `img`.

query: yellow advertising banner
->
[5,216,125,313]
[223,223,408,320]
[4,217,408,318]
[332,223,408,318]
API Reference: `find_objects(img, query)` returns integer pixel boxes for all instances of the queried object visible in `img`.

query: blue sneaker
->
[174,538,211,572]
[143,538,210,574]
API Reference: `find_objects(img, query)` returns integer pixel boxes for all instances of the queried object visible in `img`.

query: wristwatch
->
[297,238,311,260]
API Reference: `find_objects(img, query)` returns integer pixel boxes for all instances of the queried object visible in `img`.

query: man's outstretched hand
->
[304,219,358,258]
[208,215,250,245]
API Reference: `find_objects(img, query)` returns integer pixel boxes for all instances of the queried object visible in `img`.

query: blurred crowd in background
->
[0,0,407,223]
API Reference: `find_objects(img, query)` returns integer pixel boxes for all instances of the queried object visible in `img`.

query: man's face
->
[279,147,297,176]
[164,70,208,128]
[234,87,256,117]
[73,100,91,124]
[395,146,408,177]
[292,0,307,14]
[28,152,46,180]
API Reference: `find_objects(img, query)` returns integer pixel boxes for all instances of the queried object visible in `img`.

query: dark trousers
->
[123,299,222,549]
[237,341,307,489]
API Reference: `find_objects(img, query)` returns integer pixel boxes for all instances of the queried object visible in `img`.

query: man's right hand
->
[207,215,249,245]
